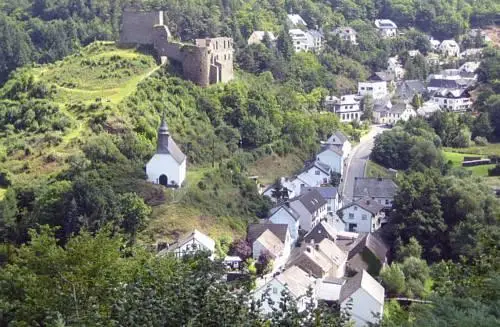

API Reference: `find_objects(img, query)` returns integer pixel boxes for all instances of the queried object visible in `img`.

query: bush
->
[488,164,500,176]
[474,136,489,146]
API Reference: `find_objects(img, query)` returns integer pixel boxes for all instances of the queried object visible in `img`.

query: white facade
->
[296,163,331,187]
[431,89,472,112]
[339,205,384,233]
[341,286,384,327]
[374,19,397,38]
[325,94,362,122]
[290,201,327,232]
[147,154,186,187]
[374,105,417,125]
[289,29,313,52]
[439,40,460,57]
[334,27,357,44]
[269,206,300,241]
[387,56,405,80]
[316,147,344,175]
[358,81,388,99]
[326,133,352,159]
[160,230,215,260]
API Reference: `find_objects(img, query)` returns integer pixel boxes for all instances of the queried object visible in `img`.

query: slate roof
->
[288,239,346,278]
[428,79,461,89]
[287,14,307,27]
[304,221,338,244]
[433,89,471,98]
[269,204,300,222]
[308,29,324,38]
[340,198,385,216]
[301,186,338,199]
[371,72,395,82]
[374,19,397,29]
[389,102,414,114]
[396,80,426,100]
[276,265,313,298]
[247,223,289,244]
[339,270,385,304]
[297,161,331,177]
[318,144,344,156]
[291,189,327,214]
[156,117,186,164]
[348,233,388,263]
[353,177,398,199]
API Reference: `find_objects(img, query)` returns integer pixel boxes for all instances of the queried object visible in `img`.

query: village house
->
[374,19,398,38]
[158,229,215,260]
[439,40,460,57]
[146,116,186,187]
[460,48,483,59]
[301,186,341,214]
[308,29,324,51]
[268,204,301,241]
[408,49,420,57]
[459,61,480,74]
[337,198,386,233]
[468,29,491,44]
[324,94,362,122]
[353,177,398,209]
[253,265,317,313]
[289,29,323,53]
[425,52,441,66]
[333,27,357,44]
[262,176,303,202]
[372,71,397,89]
[395,80,426,101]
[325,131,352,159]
[296,161,332,187]
[248,224,292,272]
[316,144,344,175]
[431,89,473,112]
[417,101,441,118]
[339,270,385,327]
[340,233,389,276]
[304,221,337,244]
[373,102,417,125]
[247,31,276,45]
[387,56,405,80]
[427,78,466,93]
[429,37,440,51]
[287,238,347,279]
[289,189,328,232]
[358,79,388,99]
[287,14,308,28]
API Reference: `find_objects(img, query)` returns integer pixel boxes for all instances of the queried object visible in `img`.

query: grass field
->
[32,42,158,105]
[365,160,395,178]
[248,153,304,185]
[442,150,496,178]
[443,143,500,157]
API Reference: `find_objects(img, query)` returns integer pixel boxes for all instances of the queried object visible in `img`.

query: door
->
[159,174,168,186]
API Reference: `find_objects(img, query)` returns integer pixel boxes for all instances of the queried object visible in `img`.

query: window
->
[354,206,357,211]
[349,213,354,219]
[385,199,390,205]
[315,170,320,175]
[362,214,367,220]
[349,223,357,232]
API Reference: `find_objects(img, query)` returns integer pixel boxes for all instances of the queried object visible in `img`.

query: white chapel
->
[146,116,186,187]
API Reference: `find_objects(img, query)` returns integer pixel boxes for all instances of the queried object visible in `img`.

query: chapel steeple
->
[157,113,170,154]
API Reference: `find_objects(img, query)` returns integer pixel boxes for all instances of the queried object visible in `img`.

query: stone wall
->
[119,10,234,87]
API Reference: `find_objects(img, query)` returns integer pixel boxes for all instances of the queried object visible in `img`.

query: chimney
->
[306,246,312,253]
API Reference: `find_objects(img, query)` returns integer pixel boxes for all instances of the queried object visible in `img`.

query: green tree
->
[118,192,151,240]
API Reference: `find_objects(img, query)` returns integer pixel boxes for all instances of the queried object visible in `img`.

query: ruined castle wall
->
[120,11,163,45]
[153,26,184,62]
[182,46,211,87]
[200,37,234,83]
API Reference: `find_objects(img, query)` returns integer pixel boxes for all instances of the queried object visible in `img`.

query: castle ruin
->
[120,10,234,87]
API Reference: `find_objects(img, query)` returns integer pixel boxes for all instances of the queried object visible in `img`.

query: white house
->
[337,198,385,233]
[247,31,276,45]
[373,102,417,125]
[248,224,292,272]
[358,80,388,99]
[324,94,362,122]
[439,40,460,57]
[325,131,352,159]
[459,61,480,74]
[289,189,328,232]
[287,14,308,28]
[333,27,357,44]
[316,145,344,175]
[146,116,186,187]
[253,265,316,314]
[340,270,385,327]
[158,229,215,260]
[374,19,397,38]
[289,29,323,52]
[296,161,332,187]
[429,37,440,51]
[262,176,304,202]
[287,238,347,279]
[431,89,472,112]
[387,56,405,80]
[268,204,301,241]
[353,177,398,209]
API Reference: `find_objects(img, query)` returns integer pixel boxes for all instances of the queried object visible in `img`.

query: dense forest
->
[0,0,499,325]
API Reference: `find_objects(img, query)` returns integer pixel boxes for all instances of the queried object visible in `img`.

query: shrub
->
[488,164,500,176]
[474,136,489,146]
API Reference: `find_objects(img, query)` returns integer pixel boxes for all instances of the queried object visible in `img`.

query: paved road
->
[341,125,386,204]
